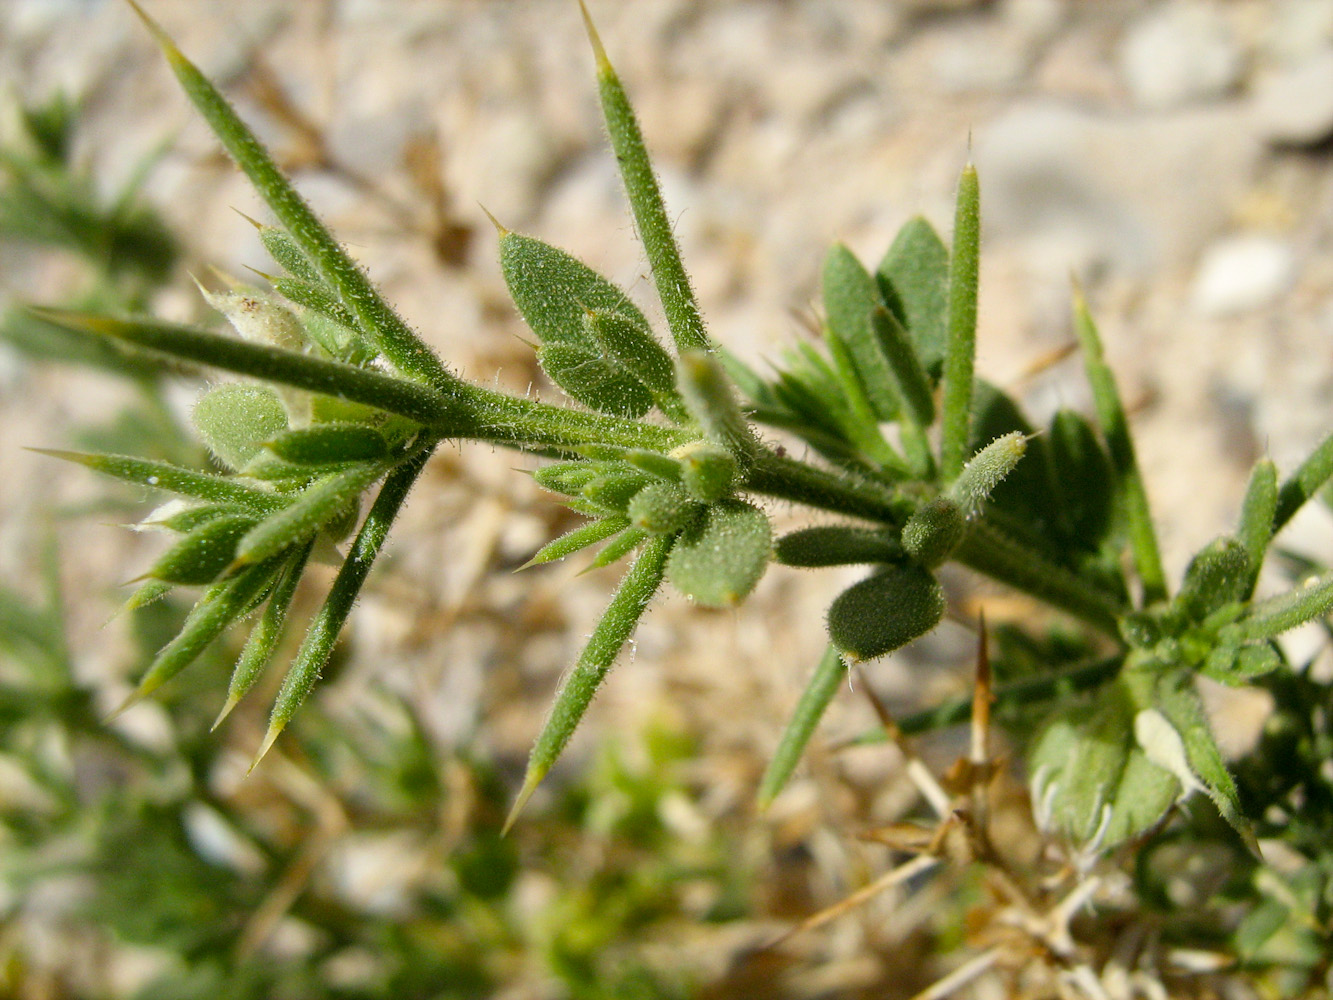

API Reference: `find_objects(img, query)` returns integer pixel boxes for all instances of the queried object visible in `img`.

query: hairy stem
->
[744,451,910,524]
[954,520,1124,638]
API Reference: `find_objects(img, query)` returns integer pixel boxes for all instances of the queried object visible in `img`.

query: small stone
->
[973,101,1262,275]
[932,27,1027,94]
[1119,3,1243,110]
[898,0,987,9]
[1191,235,1295,317]
[1261,0,1333,63]
[1004,0,1064,41]
[1251,49,1333,146]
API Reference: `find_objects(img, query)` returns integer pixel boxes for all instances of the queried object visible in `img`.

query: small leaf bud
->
[533,462,598,497]
[675,351,760,469]
[1176,536,1250,622]
[949,430,1027,512]
[627,481,697,536]
[581,471,653,514]
[672,440,738,503]
[200,286,307,352]
[900,496,965,568]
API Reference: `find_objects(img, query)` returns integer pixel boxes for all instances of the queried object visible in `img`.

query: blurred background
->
[2,1,1332,997]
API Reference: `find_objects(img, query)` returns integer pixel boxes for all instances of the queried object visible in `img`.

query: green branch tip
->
[210,694,240,732]
[479,203,508,236]
[1071,279,1166,604]
[756,645,847,809]
[232,207,265,231]
[508,534,670,832]
[939,160,981,480]
[249,722,282,773]
[589,5,710,356]
[124,0,177,56]
[124,0,455,388]
[577,0,612,73]
[503,770,543,836]
[25,306,125,338]
[104,687,147,724]
[949,430,1028,511]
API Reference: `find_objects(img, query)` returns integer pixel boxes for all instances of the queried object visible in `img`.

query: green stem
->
[465,392,692,453]
[31,309,472,428]
[34,308,691,454]
[744,451,910,525]
[745,454,1123,639]
[954,520,1124,638]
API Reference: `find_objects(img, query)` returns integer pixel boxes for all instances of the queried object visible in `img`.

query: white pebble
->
[1119,4,1242,110]
[1251,49,1333,146]
[1191,235,1295,317]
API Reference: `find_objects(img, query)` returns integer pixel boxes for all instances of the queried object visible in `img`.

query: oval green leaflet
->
[192,383,289,471]
[826,563,944,661]
[774,525,902,568]
[537,342,654,418]
[665,499,771,608]
[499,230,651,346]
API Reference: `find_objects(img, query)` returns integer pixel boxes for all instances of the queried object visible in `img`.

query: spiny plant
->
[27,0,1333,899]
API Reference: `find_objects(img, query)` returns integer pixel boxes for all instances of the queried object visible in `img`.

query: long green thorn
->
[579,0,710,355]
[939,161,980,481]
[125,0,458,391]
[504,533,670,833]
[1071,278,1166,604]
[248,450,431,772]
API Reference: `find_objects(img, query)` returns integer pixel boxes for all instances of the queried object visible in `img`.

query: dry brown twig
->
[763,615,1195,1000]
